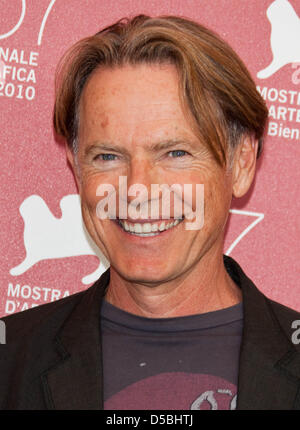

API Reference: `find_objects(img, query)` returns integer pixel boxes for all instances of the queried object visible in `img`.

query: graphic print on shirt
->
[104,372,237,410]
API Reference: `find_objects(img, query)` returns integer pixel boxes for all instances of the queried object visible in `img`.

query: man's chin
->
[110,263,178,287]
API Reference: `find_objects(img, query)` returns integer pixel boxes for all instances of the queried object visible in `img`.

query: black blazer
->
[1,256,300,410]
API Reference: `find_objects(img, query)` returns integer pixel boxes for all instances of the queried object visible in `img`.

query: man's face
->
[70,63,235,284]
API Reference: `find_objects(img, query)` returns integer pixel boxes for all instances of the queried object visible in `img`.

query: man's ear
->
[232,136,258,198]
[65,142,81,192]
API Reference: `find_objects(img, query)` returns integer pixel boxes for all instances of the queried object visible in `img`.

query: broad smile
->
[115,218,184,237]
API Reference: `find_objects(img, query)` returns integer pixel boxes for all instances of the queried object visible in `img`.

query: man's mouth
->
[116,218,184,237]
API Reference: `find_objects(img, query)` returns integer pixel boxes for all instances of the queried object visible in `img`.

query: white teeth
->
[135,223,142,233]
[118,218,182,235]
[143,223,152,233]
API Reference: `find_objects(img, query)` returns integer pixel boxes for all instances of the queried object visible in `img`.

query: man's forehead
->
[76,63,211,157]
[77,64,193,143]
[79,63,181,108]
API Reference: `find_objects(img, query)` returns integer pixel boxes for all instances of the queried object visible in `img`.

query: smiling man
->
[1,15,300,410]
[71,62,243,317]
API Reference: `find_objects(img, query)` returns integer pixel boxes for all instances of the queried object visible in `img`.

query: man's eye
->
[168,150,188,157]
[97,154,117,161]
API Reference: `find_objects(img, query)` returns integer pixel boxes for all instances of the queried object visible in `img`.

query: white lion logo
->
[257,0,300,79]
[10,194,110,285]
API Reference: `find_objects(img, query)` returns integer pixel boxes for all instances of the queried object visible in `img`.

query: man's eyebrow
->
[84,142,131,157]
[147,139,195,152]
[84,139,196,157]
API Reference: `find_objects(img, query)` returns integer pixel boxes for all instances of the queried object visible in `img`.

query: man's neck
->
[104,251,242,318]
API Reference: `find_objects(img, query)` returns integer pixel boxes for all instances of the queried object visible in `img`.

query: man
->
[1,14,300,410]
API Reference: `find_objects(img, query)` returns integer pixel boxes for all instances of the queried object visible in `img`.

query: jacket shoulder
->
[1,289,85,343]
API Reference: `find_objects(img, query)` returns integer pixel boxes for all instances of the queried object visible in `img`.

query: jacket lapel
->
[41,269,110,410]
[224,257,300,410]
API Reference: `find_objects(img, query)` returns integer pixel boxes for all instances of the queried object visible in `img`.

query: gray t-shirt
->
[100,300,243,410]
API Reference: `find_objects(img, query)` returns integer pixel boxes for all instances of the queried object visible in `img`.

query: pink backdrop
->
[0,0,299,317]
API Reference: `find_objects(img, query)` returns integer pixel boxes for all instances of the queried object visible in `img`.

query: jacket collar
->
[42,257,300,410]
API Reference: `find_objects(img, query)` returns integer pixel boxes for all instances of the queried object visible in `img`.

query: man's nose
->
[126,158,157,203]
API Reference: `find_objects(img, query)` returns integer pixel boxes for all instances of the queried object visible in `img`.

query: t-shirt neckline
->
[100,299,243,333]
